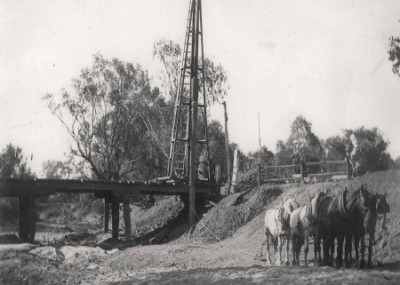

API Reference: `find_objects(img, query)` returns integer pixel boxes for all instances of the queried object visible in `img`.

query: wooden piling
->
[123,196,131,241]
[19,195,36,243]
[104,198,110,233]
[111,196,120,239]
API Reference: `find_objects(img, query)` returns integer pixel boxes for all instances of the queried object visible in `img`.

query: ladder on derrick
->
[167,0,211,181]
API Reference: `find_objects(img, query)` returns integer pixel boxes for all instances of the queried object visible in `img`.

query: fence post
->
[300,161,304,182]
[257,163,261,187]
[231,149,239,194]
[345,157,351,179]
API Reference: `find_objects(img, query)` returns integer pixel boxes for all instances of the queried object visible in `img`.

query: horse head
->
[359,184,375,210]
[358,186,389,242]
[376,192,390,213]
[375,192,390,231]
[283,193,300,219]
[310,191,325,219]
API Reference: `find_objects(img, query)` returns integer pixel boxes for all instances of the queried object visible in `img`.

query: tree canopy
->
[44,53,167,180]
[322,136,347,161]
[344,127,392,175]
[271,116,393,176]
[42,159,73,179]
[389,36,400,78]
[43,41,232,181]
[153,38,229,105]
[0,144,34,178]
[285,115,323,161]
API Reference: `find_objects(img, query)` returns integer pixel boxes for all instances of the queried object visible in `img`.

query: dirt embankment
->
[187,185,282,243]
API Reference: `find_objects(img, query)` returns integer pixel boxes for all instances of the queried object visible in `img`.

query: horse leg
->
[275,236,281,265]
[285,235,290,266]
[322,238,330,266]
[296,240,301,266]
[265,234,272,265]
[354,235,360,267]
[278,236,284,265]
[360,235,366,269]
[324,235,335,266]
[304,232,309,267]
[349,239,353,265]
[291,235,297,266]
[314,232,321,266]
[367,233,373,269]
[336,233,344,268]
[330,236,335,265]
[344,230,352,268]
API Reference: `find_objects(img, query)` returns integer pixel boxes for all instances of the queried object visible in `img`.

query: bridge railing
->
[256,158,351,185]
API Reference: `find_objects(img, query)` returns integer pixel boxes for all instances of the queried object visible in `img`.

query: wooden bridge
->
[0,178,219,243]
[0,0,221,245]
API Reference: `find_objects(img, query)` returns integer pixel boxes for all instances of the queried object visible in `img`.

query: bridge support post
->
[123,196,131,241]
[19,195,36,243]
[111,196,120,239]
[104,198,110,233]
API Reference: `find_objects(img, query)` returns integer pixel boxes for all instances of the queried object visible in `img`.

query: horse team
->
[264,184,389,269]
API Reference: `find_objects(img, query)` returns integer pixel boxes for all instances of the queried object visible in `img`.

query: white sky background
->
[0,0,400,176]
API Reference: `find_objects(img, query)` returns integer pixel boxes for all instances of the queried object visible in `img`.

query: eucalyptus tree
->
[389,36,400,78]
[286,115,323,161]
[344,127,392,175]
[44,53,165,180]
[0,144,34,179]
[153,38,229,104]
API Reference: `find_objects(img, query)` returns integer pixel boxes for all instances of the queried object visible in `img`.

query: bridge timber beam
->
[0,179,217,198]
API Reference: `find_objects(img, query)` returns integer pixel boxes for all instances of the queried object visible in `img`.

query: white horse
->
[264,194,300,265]
[289,192,324,266]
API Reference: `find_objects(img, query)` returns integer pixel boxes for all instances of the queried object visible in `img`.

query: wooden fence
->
[256,158,351,185]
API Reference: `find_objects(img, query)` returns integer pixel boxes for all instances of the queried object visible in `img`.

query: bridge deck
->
[0,178,217,198]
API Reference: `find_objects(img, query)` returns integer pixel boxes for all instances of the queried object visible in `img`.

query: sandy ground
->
[2,223,399,285]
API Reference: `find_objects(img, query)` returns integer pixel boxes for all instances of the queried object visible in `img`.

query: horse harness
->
[327,189,360,218]
[293,205,316,231]
[278,207,290,231]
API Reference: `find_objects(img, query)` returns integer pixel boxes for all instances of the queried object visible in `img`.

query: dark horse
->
[316,185,377,268]
[346,191,390,268]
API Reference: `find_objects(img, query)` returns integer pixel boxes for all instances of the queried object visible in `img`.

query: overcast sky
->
[1,0,400,176]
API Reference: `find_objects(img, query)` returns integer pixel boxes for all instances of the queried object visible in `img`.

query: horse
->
[347,191,390,268]
[313,194,335,266]
[316,185,377,268]
[264,194,300,265]
[289,192,325,266]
